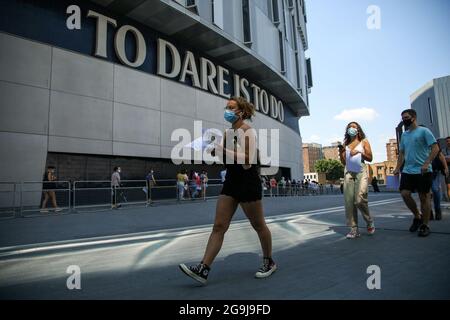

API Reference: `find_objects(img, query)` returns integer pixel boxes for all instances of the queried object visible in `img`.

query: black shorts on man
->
[399,173,433,194]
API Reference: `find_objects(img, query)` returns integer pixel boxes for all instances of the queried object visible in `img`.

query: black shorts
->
[399,173,433,194]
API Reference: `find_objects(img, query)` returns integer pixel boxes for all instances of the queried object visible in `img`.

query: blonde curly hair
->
[229,96,256,121]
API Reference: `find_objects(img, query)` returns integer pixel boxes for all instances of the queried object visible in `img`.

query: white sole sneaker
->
[346,233,361,239]
[179,264,207,285]
[255,264,277,279]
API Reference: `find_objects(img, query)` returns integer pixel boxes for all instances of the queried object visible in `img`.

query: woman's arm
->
[351,139,373,162]
[338,145,346,166]
[216,128,257,164]
[361,139,373,162]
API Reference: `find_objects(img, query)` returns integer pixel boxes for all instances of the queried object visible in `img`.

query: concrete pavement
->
[0,194,449,299]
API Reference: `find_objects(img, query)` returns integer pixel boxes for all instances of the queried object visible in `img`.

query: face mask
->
[224,110,239,123]
[347,127,358,137]
[118,169,121,173]
[403,119,413,128]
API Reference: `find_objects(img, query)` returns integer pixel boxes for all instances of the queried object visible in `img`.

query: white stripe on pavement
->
[0,198,402,258]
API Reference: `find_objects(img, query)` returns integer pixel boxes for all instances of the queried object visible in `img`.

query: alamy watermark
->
[367,5,381,30]
[170,121,280,175]
[66,265,81,290]
[366,265,381,290]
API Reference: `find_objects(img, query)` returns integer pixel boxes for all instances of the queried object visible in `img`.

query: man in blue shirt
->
[393,109,439,237]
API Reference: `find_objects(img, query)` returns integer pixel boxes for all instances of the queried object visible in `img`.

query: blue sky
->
[299,0,450,163]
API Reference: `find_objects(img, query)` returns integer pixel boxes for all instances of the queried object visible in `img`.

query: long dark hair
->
[343,122,366,146]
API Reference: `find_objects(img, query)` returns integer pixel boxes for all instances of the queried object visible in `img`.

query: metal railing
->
[262,184,342,197]
[0,182,18,219]
[20,181,71,217]
[0,179,347,219]
[73,180,112,211]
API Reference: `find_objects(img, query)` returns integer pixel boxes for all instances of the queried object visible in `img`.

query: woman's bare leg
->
[240,200,272,258]
[49,191,58,208]
[41,192,49,209]
[201,195,239,266]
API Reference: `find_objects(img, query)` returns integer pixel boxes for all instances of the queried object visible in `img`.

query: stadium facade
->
[0,0,312,184]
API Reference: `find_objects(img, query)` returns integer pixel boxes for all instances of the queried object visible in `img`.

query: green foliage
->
[314,159,344,181]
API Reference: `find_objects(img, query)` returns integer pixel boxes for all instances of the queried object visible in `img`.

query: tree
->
[314,159,344,182]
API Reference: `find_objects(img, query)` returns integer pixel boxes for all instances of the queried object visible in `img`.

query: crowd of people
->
[260,176,336,196]
[176,169,209,201]
[38,97,449,286]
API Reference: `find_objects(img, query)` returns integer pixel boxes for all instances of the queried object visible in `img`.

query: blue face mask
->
[347,127,358,137]
[224,110,239,123]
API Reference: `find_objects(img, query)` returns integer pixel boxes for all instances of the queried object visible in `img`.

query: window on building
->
[428,97,433,124]
[291,14,297,51]
[295,0,301,28]
[306,58,313,88]
[242,0,252,45]
[211,0,224,29]
[279,30,286,74]
[301,0,306,22]
[271,0,280,25]
[185,0,198,13]
[281,0,287,39]
[294,54,300,90]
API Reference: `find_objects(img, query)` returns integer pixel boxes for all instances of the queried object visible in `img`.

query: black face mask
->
[403,119,413,128]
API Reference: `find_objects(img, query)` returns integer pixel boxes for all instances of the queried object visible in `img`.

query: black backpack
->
[432,152,445,174]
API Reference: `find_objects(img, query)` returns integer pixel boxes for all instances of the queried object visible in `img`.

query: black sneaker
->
[255,258,277,279]
[409,217,423,232]
[418,224,430,237]
[435,209,442,221]
[179,263,210,285]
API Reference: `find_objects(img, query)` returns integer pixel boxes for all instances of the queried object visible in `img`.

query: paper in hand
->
[185,128,223,152]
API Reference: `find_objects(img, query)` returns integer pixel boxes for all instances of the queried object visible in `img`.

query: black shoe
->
[435,209,442,221]
[418,224,430,237]
[179,263,209,285]
[430,210,434,220]
[255,258,277,278]
[409,217,423,232]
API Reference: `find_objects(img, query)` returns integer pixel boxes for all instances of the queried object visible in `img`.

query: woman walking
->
[179,97,276,285]
[339,122,375,239]
[176,169,188,201]
[40,166,61,213]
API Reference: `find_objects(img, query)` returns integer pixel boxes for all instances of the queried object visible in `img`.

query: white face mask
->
[118,169,121,173]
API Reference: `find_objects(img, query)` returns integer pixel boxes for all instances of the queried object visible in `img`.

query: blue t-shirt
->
[399,127,437,174]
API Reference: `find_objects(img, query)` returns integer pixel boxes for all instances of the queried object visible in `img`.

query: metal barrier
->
[73,180,149,211]
[202,179,223,200]
[20,181,71,217]
[0,182,18,219]
[74,180,114,211]
[115,180,148,207]
[261,184,341,197]
[0,178,345,219]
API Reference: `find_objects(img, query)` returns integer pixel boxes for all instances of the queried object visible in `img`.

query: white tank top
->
[346,141,364,173]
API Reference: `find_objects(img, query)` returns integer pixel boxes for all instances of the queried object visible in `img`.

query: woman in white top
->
[339,122,375,239]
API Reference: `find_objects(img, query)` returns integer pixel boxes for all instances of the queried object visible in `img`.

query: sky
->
[299,0,450,163]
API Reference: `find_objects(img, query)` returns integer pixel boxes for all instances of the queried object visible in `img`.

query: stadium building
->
[0,0,312,186]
